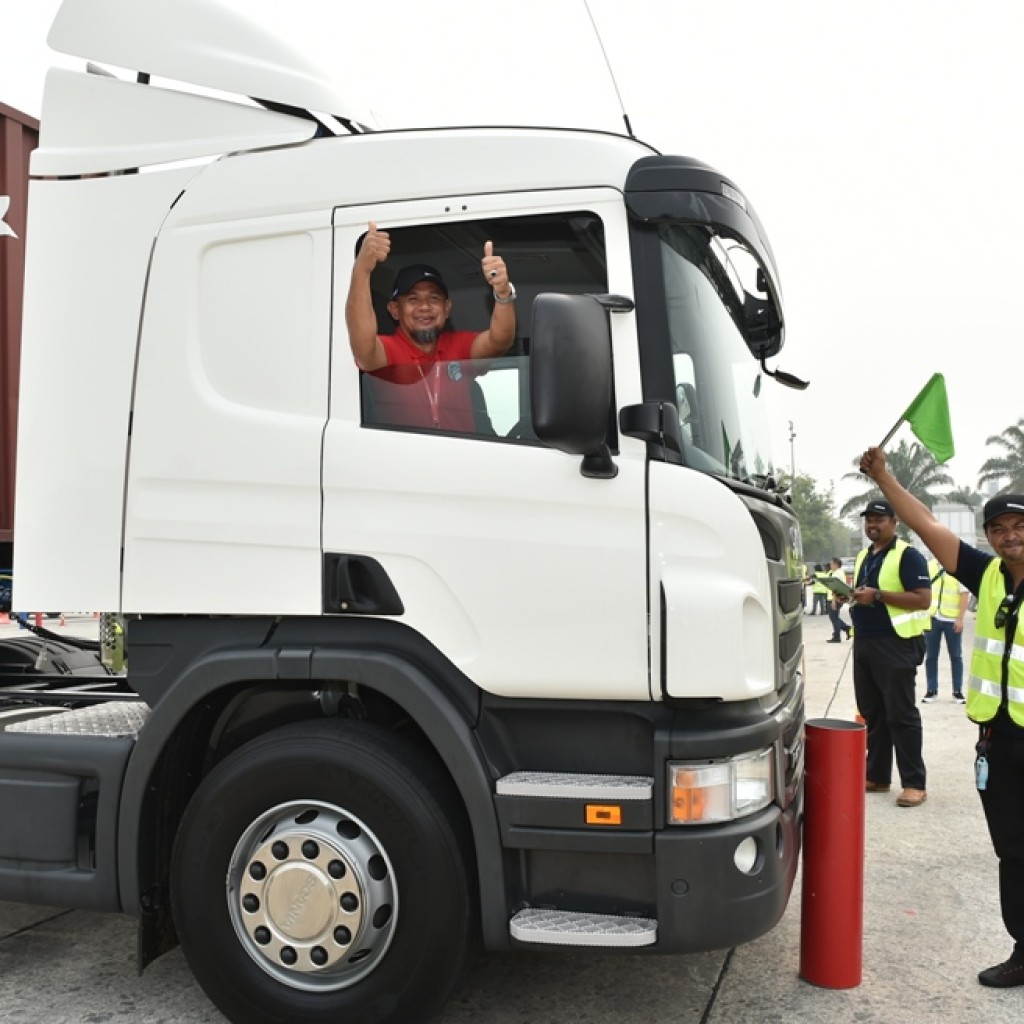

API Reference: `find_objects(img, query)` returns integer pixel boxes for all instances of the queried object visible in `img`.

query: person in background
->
[848,498,932,808]
[826,556,852,642]
[860,445,1024,988]
[802,564,814,612]
[811,564,829,616]
[922,555,969,704]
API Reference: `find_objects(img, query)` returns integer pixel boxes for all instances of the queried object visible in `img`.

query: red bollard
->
[799,717,866,988]
[34,611,42,628]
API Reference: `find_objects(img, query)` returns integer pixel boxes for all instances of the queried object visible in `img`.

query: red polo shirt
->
[366,328,480,431]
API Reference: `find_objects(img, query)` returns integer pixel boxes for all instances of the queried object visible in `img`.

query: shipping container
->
[0,100,39,580]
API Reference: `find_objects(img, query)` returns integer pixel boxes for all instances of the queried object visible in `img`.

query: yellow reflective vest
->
[927,557,965,620]
[967,559,1024,728]
[854,539,930,638]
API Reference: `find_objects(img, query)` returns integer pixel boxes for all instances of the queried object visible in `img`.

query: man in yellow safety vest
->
[826,556,852,642]
[922,556,969,704]
[848,497,932,809]
[860,445,1024,989]
[811,564,829,615]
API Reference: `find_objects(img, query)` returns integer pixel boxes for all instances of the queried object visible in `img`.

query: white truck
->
[0,2,806,1021]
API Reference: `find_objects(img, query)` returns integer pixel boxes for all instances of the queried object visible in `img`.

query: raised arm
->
[859,446,961,572]
[470,240,516,359]
[345,222,390,372]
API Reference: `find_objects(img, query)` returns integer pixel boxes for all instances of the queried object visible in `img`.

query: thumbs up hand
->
[356,221,390,272]
[481,240,509,294]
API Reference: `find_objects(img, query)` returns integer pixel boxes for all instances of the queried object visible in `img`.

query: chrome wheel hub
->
[228,801,397,991]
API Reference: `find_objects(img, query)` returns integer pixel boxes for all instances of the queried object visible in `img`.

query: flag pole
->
[877,418,904,450]
[862,418,904,472]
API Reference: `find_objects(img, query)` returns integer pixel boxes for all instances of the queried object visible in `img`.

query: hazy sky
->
[3,1,1022,516]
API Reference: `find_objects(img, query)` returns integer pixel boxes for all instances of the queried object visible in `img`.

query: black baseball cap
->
[982,494,1024,527]
[391,264,448,299]
[861,499,895,517]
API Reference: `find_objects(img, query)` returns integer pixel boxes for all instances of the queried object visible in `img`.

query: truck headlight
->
[668,747,775,825]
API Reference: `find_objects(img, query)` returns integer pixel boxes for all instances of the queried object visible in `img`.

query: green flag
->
[902,373,954,463]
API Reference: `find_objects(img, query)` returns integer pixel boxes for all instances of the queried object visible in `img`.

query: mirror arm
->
[580,445,619,479]
[759,356,809,391]
[586,293,635,313]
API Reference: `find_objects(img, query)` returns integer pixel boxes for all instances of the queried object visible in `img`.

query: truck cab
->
[1,2,805,1022]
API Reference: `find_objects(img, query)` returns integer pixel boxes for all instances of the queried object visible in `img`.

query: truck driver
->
[345,222,516,432]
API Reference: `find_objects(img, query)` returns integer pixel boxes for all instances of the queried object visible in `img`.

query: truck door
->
[323,194,650,699]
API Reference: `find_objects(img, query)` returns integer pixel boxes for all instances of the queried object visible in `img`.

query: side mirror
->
[530,293,616,478]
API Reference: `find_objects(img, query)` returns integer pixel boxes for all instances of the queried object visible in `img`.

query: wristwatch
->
[493,283,516,305]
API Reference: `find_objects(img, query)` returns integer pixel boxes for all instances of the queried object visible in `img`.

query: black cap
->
[861,499,895,517]
[390,264,448,299]
[983,494,1024,527]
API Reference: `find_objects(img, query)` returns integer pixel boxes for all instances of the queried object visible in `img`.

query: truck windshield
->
[659,224,779,488]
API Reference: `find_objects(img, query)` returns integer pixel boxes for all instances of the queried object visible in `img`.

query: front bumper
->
[653,799,801,952]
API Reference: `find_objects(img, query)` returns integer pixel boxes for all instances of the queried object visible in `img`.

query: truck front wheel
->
[170,720,475,1024]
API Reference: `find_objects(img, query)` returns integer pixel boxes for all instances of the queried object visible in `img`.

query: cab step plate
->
[510,908,657,947]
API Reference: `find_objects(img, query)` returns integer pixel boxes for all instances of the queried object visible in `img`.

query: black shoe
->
[827,637,841,643]
[978,957,1024,987]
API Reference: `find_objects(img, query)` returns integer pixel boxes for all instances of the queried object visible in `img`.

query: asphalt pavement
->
[1,610,1021,1022]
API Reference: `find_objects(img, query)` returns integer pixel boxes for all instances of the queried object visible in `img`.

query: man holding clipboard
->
[847,499,933,807]
[824,556,853,642]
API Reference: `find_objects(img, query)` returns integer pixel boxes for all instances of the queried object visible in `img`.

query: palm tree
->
[839,440,954,530]
[978,418,1024,493]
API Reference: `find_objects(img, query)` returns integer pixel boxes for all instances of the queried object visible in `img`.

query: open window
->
[356,212,608,443]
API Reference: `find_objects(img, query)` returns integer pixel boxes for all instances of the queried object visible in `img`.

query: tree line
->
[788,416,1024,562]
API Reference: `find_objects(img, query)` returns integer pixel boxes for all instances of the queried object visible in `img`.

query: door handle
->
[322,553,404,616]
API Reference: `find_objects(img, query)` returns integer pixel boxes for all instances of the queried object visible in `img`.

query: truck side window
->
[356,213,606,444]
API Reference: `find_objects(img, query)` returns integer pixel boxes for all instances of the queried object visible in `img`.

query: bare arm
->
[470,240,516,359]
[345,222,389,372]
[859,446,961,572]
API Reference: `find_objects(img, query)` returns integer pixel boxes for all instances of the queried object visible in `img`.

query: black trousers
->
[852,632,927,790]
[979,727,1024,959]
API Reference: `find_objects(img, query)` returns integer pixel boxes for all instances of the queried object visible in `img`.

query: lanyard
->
[419,362,441,427]
[858,546,888,588]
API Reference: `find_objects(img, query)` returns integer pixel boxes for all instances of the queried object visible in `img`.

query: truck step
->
[495,771,653,800]
[5,701,148,738]
[510,907,657,947]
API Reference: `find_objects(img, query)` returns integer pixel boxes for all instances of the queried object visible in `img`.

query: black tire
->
[171,720,475,1024]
